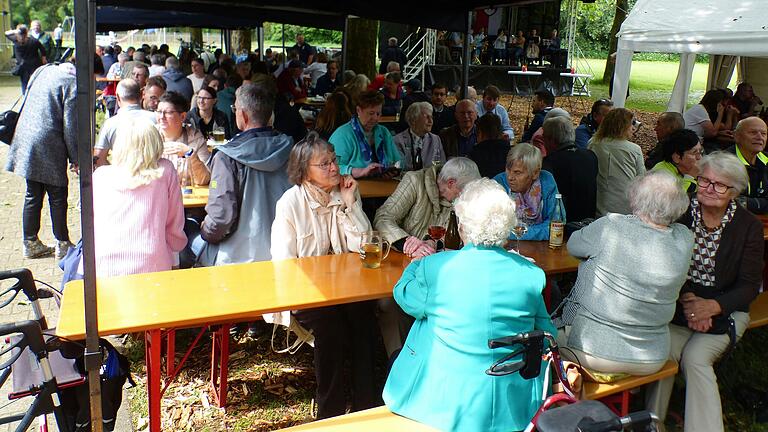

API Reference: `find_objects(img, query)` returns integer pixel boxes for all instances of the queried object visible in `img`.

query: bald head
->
[734,117,768,164]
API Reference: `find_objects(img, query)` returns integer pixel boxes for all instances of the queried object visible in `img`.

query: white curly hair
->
[454,178,516,247]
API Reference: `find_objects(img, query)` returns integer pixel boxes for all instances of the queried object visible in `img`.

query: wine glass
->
[428,225,446,251]
[511,205,529,253]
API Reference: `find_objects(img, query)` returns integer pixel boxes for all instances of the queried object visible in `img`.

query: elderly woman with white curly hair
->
[558,170,694,375]
[392,102,445,171]
[383,178,557,432]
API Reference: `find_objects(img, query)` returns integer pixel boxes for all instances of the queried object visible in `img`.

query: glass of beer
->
[212,126,226,143]
[359,231,391,269]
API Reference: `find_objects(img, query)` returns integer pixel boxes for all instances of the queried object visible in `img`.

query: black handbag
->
[0,109,19,145]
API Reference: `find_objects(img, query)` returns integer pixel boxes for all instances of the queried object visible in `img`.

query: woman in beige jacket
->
[270,132,379,419]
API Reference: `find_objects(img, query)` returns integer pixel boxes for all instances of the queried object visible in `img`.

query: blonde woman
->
[92,119,187,277]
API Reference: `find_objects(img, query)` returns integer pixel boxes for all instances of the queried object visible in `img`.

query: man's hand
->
[403,236,436,260]
[351,163,383,178]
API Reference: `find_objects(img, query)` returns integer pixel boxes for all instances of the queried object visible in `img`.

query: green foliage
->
[11,0,72,30]
[263,22,342,47]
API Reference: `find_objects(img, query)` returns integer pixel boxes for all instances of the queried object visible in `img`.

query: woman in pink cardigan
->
[92,119,187,277]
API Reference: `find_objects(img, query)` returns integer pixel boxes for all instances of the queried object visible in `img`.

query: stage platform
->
[425,64,590,97]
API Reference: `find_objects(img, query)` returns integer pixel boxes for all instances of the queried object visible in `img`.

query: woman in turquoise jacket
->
[383,178,557,432]
[493,142,563,241]
[329,89,402,178]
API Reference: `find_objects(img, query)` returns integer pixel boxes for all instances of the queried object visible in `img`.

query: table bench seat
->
[749,291,768,329]
[276,406,438,431]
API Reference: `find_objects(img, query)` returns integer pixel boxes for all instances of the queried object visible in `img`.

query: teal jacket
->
[493,169,563,241]
[328,120,402,176]
[383,244,557,432]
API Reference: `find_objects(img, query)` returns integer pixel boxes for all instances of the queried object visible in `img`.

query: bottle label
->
[549,222,564,248]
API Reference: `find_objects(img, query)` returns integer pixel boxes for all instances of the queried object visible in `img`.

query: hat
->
[288,59,303,69]
[405,78,422,90]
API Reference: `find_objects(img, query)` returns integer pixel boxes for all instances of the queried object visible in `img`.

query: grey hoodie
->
[201,127,293,265]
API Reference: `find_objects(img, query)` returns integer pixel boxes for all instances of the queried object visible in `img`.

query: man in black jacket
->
[379,37,408,74]
[430,83,455,134]
[521,89,554,143]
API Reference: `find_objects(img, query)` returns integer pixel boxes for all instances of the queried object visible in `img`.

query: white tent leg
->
[667,53,697,113]
[612,48,633,108]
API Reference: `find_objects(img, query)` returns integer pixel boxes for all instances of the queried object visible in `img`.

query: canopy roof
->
[616,0,768,56]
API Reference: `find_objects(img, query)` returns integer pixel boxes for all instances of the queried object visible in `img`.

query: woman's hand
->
[688,318,713,333]
[716,102,726,117]
[681,295,722,322]
[350,163,383,178]
[163,141,192,157]
[403,236,437,260]
[339,175,358,208]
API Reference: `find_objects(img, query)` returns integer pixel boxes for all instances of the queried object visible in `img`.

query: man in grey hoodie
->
[197,81,293,265]
[162,56,194,103]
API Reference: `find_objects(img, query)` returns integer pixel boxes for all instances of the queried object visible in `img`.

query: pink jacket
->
[92,158,187,277]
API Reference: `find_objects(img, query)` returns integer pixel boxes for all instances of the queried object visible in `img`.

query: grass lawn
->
[577,58,737,113]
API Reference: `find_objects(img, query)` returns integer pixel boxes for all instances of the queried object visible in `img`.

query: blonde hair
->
[111,119,165,189]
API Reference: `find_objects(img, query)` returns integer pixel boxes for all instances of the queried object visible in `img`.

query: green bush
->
[263,23,342,47]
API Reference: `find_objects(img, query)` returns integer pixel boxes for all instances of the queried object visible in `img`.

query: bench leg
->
[166,329,176,377]
[145,329,162,432]
[210,323,230,408]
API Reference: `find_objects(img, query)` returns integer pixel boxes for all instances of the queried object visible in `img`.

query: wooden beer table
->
[182,180,399,209]
[55,243,577,432]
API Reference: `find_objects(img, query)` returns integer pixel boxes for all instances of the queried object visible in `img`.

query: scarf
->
[351,116,388,166]
[512,177,544,224]
[303,181,332,208]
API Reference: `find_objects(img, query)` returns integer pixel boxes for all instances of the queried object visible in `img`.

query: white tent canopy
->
[612,0,768,111]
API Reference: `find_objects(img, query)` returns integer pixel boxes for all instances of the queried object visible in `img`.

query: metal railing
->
[400,28,436,88]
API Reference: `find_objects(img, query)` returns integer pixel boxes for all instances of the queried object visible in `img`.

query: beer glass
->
[212,126,226,143]
[359,231,391,269]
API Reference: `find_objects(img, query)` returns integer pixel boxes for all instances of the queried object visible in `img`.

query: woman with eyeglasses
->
[652,128,703,194]
[186,86,232,140]
[271,131,379,419]
[647,152,763,432]
[155,91,211,186]
[589,107,646,217]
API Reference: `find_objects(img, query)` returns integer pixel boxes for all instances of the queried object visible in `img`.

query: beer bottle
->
[548,194,565,249]
[444,210,463,250]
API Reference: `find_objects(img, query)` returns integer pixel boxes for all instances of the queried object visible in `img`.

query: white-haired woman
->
[392,102,445,171]
[383,178,557,432]
[493,142,562,240]
[558,171,694,375]
[648,152,763,432]
[91,119,187,277]
[270,132,379,420]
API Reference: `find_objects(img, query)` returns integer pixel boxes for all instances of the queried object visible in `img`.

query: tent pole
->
[341,15,349,84]
[257,26,264,60]
[74,0,103,430]
[461,11,471,99]
[282,23,285,59]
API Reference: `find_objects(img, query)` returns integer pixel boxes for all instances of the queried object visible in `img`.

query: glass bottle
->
[444,210,463,250]
[548,193,565,249]
[179,156,194,194]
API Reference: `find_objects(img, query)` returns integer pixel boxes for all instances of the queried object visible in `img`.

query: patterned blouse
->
[688,198,737,287]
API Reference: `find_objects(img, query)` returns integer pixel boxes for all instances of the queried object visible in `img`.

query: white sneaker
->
[55,241,74,260]
[23,239,54,259]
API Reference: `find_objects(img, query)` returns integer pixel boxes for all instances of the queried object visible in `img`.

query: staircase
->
[399,28,436,90]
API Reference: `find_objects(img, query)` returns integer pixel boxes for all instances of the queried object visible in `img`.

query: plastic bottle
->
[444,210,463,250]
[179,157,194,194]
[548,193,565,249]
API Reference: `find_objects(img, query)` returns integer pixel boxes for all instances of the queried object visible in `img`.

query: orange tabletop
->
[358,178,399,199]
[96,77,121,82]
[379,115,398,123]
[277,406,438,431]
[517,241,581,275]
[56,252,410,339]
[182,186,209,208]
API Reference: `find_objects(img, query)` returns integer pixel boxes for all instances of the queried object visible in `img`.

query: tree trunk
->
[602,0,628,83]
[346,18,379,79]
[190,28,203,48]
[231,29,252,56]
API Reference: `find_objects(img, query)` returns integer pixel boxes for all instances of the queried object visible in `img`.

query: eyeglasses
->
[197,96,215,101]
[684,148,704,157]
[696,176,734,194]
[156,110,180,117]
[230,104,237,113]
[310,157,340,171]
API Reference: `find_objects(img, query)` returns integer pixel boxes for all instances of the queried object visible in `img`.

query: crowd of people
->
[3,25,767,432]
[435,27,565,67]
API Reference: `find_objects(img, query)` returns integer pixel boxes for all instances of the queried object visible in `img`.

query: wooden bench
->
[749,291,768,329]
[582,359,679,416]
[276,406,439,431]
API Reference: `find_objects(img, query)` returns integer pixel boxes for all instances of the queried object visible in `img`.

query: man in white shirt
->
[187,58,206,94]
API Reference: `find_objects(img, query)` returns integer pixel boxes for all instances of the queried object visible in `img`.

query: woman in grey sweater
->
[559,170,694,375]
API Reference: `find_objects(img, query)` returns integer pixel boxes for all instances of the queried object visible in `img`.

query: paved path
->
[0,79,133,431]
